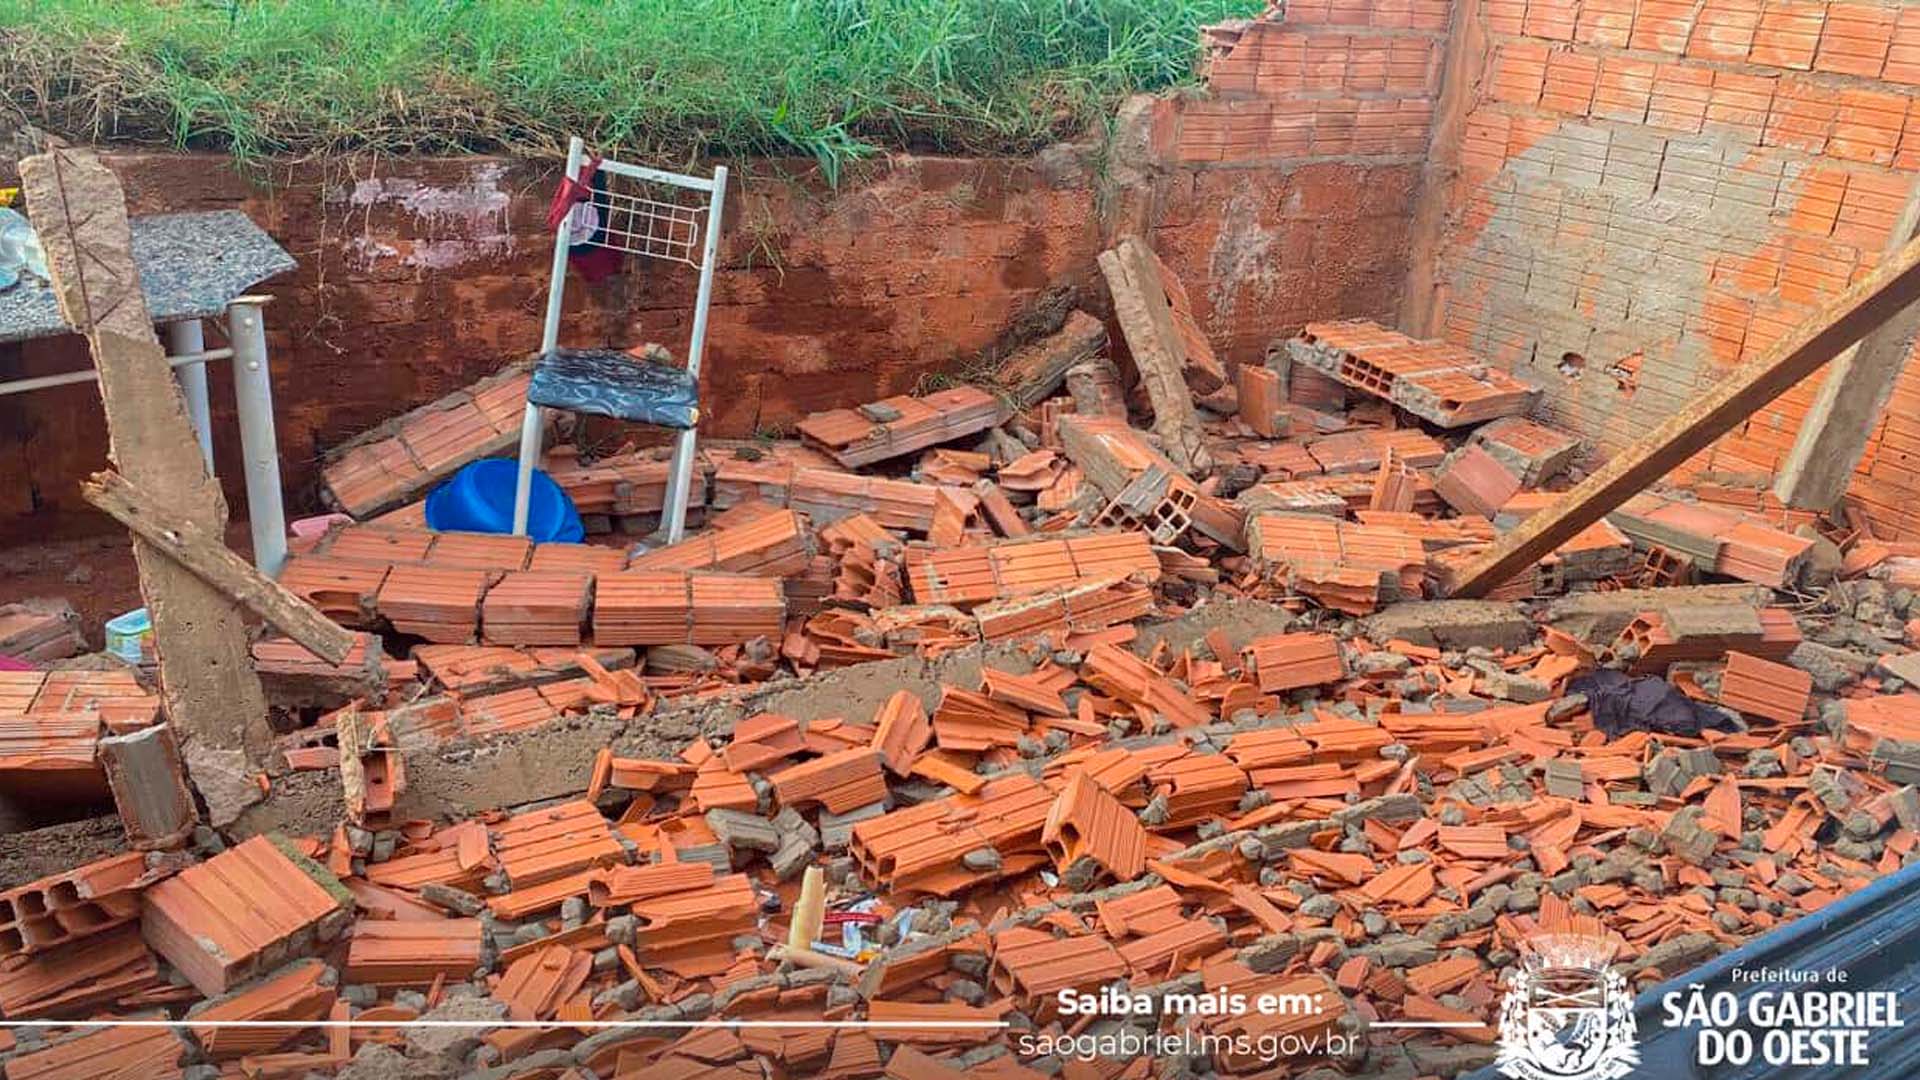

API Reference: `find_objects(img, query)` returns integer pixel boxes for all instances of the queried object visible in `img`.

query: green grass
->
[0,0,1260,176]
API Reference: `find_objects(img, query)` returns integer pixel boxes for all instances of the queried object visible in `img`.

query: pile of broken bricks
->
[8,236,1920,1080]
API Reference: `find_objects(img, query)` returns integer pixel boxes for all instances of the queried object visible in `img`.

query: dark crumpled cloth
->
[1568,668,1737,738]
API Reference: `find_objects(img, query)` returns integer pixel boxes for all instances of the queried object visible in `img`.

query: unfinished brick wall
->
[1138,1,1450,358]
[1417,0,1920,537]
[1176,0,1450,158]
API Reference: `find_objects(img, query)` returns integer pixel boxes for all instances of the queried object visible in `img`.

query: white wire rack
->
[585,182,704,266]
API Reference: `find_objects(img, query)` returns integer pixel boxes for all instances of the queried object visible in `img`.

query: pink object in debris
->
[288,513,353,557]
[0,654,36,672]
[291,513,354,540]
[289,513,354,557]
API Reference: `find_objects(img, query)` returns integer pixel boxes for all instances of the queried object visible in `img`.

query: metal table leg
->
[226,297,288,574]
[166,319,215,472]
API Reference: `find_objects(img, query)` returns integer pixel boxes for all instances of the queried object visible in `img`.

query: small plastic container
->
[104,608,152,663]
[425,458,585,542]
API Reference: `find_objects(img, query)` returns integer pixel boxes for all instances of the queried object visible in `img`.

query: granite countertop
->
[0,210,296,345]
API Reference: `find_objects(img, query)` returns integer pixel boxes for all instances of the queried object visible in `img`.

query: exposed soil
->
[0,521,258,647]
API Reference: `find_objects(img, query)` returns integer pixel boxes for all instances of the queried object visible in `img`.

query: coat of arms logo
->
[1496,927,1639,1080]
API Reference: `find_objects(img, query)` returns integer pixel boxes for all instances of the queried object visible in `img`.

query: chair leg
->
[511,402,544,536]
[662,427,698,545]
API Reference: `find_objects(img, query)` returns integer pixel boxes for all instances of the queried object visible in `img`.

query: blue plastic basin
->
[425,459,585,543]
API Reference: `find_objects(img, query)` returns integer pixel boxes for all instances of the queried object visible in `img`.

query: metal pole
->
[225,297,288,574]
[513,135,586,536]
[166,319,215,472]
[0,348,234,398]
[660,163,728,545]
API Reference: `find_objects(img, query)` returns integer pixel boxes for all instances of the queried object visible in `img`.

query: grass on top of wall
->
[0,0,1263,178]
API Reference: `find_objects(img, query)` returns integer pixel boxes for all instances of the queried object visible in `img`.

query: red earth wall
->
[1,65,1427,537]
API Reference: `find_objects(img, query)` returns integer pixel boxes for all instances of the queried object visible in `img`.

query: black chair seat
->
[527,348,699,429]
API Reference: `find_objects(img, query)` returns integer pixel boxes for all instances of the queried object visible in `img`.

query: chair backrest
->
[539,136,729,382]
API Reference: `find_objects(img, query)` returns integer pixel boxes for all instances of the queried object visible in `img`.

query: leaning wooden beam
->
[22,149,275,823]
[1449,233,1920,598]
[83,470,355,663]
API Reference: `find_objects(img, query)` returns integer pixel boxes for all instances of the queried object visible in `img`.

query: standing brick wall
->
[1171,1,1451,162]
[1132,1,1453,362]
[1421,0,1920,537]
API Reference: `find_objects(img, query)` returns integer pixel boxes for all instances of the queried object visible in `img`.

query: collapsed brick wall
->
[1416,0,1920,538]
[1,80,1421,535]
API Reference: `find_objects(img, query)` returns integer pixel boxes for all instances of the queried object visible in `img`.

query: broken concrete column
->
[98,723,197,850]
[1097,236,1211,473]
[21,149,275,825]
[1775,184,1920,511]
[1359,600,1532,652]
[989,310,1108,408]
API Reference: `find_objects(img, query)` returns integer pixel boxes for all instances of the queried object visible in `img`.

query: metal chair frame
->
[511,135,728,543]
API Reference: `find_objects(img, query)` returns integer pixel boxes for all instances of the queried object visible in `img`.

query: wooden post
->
[1448,232,1920,597]
[21,149,274,823]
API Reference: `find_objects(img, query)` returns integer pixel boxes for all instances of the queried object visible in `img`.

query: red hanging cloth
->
[544,154,603,230]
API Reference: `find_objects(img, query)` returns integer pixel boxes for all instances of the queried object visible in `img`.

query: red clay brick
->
[1692,0,1766,59]
[1490,42,1550,106]
[1752,1,1828,69]
[1814,1,1895,77]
